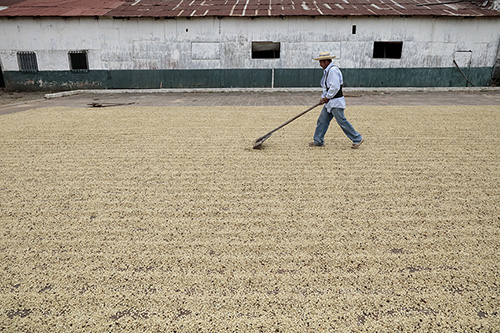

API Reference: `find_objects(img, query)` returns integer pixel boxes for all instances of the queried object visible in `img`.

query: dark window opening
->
[69,51,89,72]
[252,42,280,59]
[352,25,357,34]
[373,41,403,59]
[17,51,39,73]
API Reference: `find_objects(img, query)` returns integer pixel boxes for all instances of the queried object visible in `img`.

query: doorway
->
[453,50,473,86]
[0,64,5,88]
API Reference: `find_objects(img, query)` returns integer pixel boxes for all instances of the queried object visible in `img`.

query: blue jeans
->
[313,106,362,145]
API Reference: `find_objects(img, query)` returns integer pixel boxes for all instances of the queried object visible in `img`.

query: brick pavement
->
[1,88,499,116]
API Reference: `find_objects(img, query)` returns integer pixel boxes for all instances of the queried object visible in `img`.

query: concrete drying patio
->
[1,90,499,331]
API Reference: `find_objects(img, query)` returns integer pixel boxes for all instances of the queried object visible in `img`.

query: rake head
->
[252,134,271,149]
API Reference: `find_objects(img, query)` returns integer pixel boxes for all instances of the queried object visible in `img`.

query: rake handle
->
[256,103,321,141]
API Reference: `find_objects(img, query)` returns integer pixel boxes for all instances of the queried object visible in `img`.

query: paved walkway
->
[1,88,499,116]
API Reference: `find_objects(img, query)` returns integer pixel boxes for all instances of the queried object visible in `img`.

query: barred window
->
[17,51,39,73]
[69,51,89,72]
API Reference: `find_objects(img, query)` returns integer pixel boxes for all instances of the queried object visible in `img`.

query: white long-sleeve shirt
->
[321,62,346,111]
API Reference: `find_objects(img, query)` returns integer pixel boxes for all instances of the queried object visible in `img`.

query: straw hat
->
[313,51,336,60]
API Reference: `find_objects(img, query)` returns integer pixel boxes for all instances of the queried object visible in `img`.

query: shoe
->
[309,141,324,147]
[351,138,364,149]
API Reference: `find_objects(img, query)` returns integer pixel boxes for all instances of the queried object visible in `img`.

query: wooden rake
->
[87,102,135,108]
[252,103,320,149]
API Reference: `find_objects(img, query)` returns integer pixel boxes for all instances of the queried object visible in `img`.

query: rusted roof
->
[0,0,125,16]
[0,0,498,18]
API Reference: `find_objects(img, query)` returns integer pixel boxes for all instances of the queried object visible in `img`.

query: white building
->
[0,0,499,90]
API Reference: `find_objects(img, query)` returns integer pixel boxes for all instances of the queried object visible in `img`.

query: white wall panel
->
[0,16,499,71]
[191,42,221,60]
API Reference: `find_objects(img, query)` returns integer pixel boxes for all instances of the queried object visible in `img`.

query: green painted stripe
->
[3,67,493,91]
[340,67,493,87]
[106,69,272,88]
[274,68,322,87]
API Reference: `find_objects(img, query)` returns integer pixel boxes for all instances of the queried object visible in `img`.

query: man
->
[310,51,364,149]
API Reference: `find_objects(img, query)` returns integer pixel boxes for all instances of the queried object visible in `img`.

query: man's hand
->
[320,97,329,104]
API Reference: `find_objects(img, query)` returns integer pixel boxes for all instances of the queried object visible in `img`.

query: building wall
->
[1,15,499,90]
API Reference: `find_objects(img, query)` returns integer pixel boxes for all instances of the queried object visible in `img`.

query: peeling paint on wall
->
[191,42,220,60]
[2,16,499,71]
